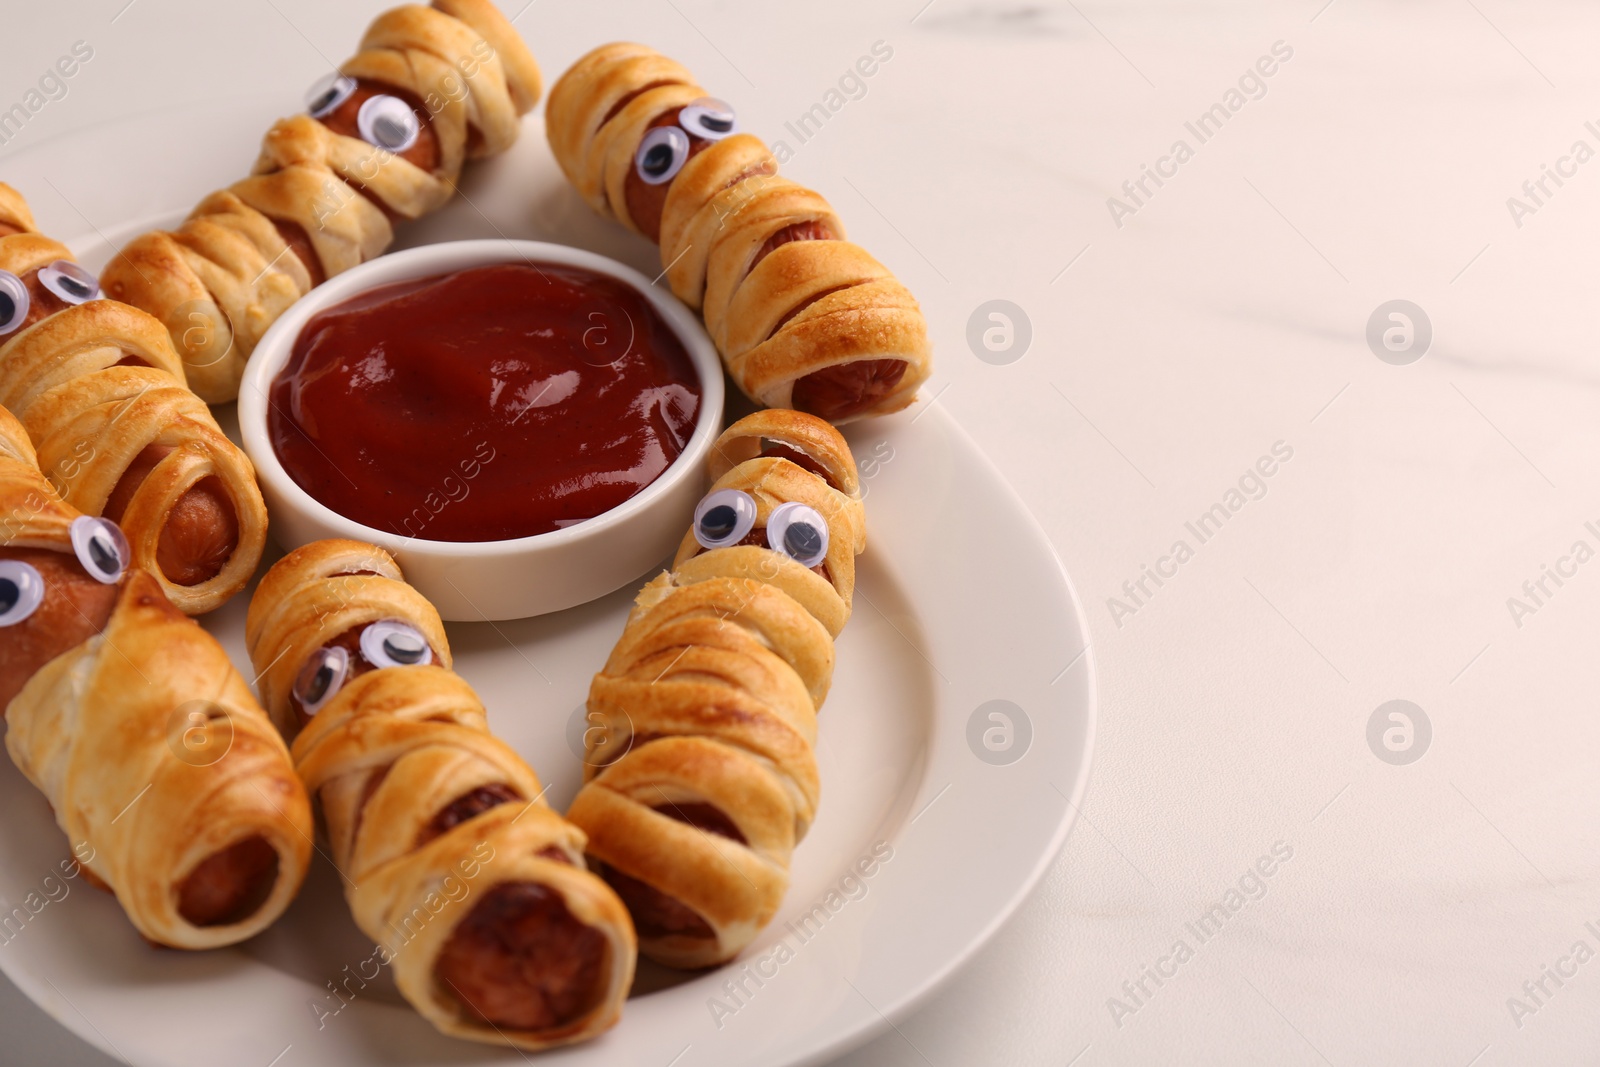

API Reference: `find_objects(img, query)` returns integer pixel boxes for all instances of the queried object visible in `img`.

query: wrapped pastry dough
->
[569,409,865,968]
[0,405,312,949]
[101,0,543,402]
[246,539,634,1051]
[546,43,931,423]
[0,184,268,615]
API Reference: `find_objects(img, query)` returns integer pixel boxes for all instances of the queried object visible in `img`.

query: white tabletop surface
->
[4,0,1598,1064]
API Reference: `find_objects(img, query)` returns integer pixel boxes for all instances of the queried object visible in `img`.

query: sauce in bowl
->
[269,262,701,542]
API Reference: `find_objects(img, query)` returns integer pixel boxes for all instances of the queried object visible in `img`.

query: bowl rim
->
[236,239,726,559]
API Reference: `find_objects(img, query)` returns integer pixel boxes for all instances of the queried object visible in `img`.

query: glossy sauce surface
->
[270,263,701,541]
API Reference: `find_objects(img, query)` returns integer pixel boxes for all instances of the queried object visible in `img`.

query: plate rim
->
[782,404,1098,1067]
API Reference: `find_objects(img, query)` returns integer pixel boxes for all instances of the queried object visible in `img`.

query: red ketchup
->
[270,262,701,542]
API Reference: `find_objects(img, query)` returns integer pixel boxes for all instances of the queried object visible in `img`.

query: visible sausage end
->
[434,881,609,1032]
[158,475,240,587]
[105,445,241,589]
[792,358,909,422]
[176,835,280,927]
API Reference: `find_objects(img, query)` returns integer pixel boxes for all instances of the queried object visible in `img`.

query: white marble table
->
[4,0,1598,1063]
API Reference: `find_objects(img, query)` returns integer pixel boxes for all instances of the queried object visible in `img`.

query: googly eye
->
[694,488,758,550]
[38,260,100,306]
[356,94,420,152]
[0,271,29,336]
[680,98,737,141]
[766,502,829,569]
[306,72,358,119]
[359,619,432,669]
[69,516,128,584]
[292,645,349,716]
[0,560,45,627]
[635,126,691,185]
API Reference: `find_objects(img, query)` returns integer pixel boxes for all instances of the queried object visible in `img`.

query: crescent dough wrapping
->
[0,405,312,949]
[246,539,634,1051]
[0,184,268,615]
[546,43,931,423]
[567,409,864,968]
[100,0,543,402]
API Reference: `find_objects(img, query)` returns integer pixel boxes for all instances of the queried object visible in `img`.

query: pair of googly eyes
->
[291,619,433,716]
[0,262,102,337]
[305,73,420,153]
[0,517,129,627]
[692,489,829,569]
[634,98,739,186]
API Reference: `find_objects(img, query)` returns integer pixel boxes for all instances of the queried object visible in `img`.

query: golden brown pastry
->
[0,404,312,949]
[568,409,864,968]
[546,43,931,423]
[0,184,267,615]
[246,539,634,1051]
[101,0,543,403]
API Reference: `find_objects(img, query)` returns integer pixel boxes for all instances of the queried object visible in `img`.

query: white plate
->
[0,104,1095,1067]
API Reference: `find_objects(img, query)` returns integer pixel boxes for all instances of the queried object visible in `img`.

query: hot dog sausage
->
[750,219,837,270]
[175,834,280,927]
[0,547,120,709]
[103,444,240,588]
[624,107,712,243]
[602,864,713,940]
[792,358,909,422]
[271,220,326,288]
[418,783,522,846]
[433,881,609,1030]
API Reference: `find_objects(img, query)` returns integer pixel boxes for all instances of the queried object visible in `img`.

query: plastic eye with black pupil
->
[359,619,433,669]
[293,646,350,717]
[680,98,737,141]
[0,271,29,336]
[765,501,830,569]
[693,488,758,550]
[306,72,358,119]
[68,516,129,585]
[635,126,691,185]
[356,94,420,152]
[0,560,45,627]
[38,260,101,306]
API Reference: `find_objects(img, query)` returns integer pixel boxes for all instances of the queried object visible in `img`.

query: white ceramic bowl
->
[237,240,725,621]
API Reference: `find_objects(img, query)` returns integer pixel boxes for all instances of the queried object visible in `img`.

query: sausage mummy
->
[245,539,635,1050]
[0,405,312,949]
[0,184,268,615]
[568,409,865,968]
[100,0,543,403]
[545,43,932,424]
